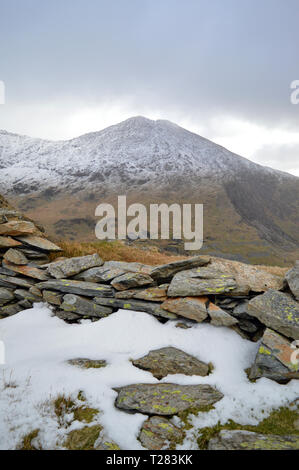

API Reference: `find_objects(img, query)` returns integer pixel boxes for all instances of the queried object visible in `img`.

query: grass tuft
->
[18,429,40,450]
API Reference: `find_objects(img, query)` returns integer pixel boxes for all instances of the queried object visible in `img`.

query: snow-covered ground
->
[0,304,298,450]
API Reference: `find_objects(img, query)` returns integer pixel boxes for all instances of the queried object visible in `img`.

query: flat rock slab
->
[61,294,113,318]
[208,430,299,450]
[171,266,233,281]
[149,256,210,282]
[111,272,154,291]
[248,289,299,340]
[168,276,237,297]
[208,302,238,327]
[0,220,37,236]
[114,383,223,415]
[0,287,15,306]
[74,265,126,283]
[67,358,107,369]
[47,254,103,279]
[15,235,62,252]
[2,260,49,281]
[36,279,114,298]
[0,236,22,248]
[161,296,208,322]
[1,302,23,316]
[104,260,152,275]
[249,328,299,383]
[0,274,34,289]
[94,297,177,320]
[209,258,285,293]
[54,309,81,322]
[132,347,210,379]
[3,248,28,265]
[286,261,299,300]
[139,416,184,450]
[115,285,168,302]
[14,288,41,303]
[0,266,17,276]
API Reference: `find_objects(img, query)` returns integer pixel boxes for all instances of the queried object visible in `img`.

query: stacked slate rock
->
[0,201,62,317]
[1,196,299,388]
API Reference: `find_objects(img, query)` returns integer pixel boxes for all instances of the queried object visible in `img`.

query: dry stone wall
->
[0,203,299,387]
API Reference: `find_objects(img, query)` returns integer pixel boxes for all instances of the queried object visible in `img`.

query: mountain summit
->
[0,117,298,264]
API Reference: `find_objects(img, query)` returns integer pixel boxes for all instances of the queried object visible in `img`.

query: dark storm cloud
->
[0,0,299,128]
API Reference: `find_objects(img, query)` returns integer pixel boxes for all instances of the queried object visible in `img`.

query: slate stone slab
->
[115,285,168,302]
[0,302,23,316]
[47,254,104,279]
[207,302,238,327]
[54,309,81,322]
[15,235,62,252]
[0,220,37,236]
[248,289,299,340]
[114,383,223,415]
[14,288,41,303]
[74,266,125,283]
[36,279,114,298]
[94,297,177,319]
[208,258,285,293]
[67,358,107,369]
[4,248,28,265]
[111,272,154,291]
[208,430,299,450]
[2,260,49,281]
[61,294,113,318]
[0,274,34,289]
[0,236,22,248]
[139,416,184,450]
[0,287,15,306]
[286,261,299,300]
[161,296,208,322]
[132,347,210,379]
[249,328,299,383]
[149,256,210,282]
[104,260,152,274]
[168,276,237,297]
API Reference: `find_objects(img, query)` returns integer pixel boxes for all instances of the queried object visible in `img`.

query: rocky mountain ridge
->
[0,117,292,194]
[1,117,298,265]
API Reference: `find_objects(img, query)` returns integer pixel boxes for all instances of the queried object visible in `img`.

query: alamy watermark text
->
[95,196,203,251]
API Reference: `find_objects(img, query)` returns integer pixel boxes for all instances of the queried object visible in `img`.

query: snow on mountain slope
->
[0,117,292,196]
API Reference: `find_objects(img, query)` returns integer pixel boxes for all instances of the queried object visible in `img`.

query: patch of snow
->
[0,304,298,450]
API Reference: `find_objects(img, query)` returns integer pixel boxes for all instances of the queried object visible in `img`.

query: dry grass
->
[18,429,40,450]
[50,240,184,265]
[49,240,290,276]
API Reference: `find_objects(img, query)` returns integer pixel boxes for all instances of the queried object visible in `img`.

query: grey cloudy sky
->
[0,0,299,175]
